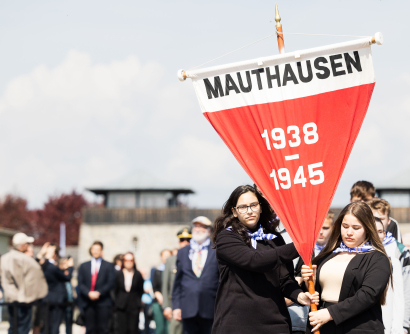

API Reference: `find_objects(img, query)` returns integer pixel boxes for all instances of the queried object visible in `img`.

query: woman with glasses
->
[114,252,144,334]
[211,185,318,334]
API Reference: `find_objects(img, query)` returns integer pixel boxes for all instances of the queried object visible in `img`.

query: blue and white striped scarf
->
[383,232,396,246]
[333,241,375,253]
[227,225,277,249]
[315,243,325,253]
[189,238,210,260]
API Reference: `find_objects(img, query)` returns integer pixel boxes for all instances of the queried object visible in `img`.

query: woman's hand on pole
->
[301,264,317,288]
[297,291,319,306]
[309,308,333,332]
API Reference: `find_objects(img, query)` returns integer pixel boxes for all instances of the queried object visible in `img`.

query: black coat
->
[313,250,390,334]
[77,259,116,309]
[42,260,73,304]
[114,270,144,311]
[172,243,219,320]
[212,230,302,334]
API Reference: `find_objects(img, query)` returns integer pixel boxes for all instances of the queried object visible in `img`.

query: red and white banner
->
[184,37,377,264]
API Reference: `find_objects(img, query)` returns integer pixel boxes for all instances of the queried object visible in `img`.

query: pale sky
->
[0,0,408,209]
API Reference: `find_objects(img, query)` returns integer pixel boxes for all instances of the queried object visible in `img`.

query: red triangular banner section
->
[187,38,377,264]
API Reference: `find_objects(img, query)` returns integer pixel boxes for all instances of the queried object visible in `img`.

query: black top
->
[114,270,144,311]
[311,250,390,334]
[212,229,302,334]
[42,260,73,304]
[386,218,401,241]
[152,268,163,294]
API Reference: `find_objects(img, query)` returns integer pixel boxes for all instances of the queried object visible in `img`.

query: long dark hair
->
[313,201,391,305]
[122,252,137,270]
[212,185,279,247]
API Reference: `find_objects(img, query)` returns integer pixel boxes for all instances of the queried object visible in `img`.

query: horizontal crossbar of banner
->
[178,32,383,81]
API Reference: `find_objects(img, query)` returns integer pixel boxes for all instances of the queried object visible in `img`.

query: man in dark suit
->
[77,241,116,334]
[40,244,74,334]
[172,217,219,334]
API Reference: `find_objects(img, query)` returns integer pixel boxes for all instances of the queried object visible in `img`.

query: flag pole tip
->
[178,69,187,81]
[371,32,383,45]
[275,4,282,28]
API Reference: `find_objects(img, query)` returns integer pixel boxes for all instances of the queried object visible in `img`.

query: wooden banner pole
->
[308,262,319,333]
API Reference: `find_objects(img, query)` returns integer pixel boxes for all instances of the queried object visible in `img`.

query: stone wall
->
[78,223,189,273]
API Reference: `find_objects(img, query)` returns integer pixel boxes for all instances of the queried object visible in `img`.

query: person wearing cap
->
[162,228,192,334]
[0,233,48,334]
[172,217,219,334]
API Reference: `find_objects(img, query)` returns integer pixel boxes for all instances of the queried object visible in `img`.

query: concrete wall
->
[78,223,188,273]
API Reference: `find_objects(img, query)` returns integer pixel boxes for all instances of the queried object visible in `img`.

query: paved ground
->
[0,322,85,334]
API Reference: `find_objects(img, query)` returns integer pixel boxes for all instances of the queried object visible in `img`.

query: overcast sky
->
[0,0,408,209]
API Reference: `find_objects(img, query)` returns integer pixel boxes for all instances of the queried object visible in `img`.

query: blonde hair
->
[367,198,391,217]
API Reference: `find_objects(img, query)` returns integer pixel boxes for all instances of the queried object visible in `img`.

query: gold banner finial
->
[275,3,282,28]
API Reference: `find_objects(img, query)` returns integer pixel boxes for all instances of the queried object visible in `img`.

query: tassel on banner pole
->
[275,4,285,54]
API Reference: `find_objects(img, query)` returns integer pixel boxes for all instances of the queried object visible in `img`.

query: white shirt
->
[123,270,134,292]
[91,257,102,274]
[382,257,404,334]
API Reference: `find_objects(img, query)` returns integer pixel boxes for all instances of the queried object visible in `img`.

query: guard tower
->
[86,170,194,208]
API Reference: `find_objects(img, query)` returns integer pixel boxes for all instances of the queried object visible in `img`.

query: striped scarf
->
[189,238,210,260]
[228,225,277,249]
[383,231,396,246]
[333,241,375,253]
[315,243,325,254]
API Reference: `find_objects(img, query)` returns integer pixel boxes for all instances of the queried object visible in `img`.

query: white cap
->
[12,233,34,247]
[191,216,212,227]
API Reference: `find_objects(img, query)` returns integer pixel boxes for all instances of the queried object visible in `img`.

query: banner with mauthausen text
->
[185,38,376,264]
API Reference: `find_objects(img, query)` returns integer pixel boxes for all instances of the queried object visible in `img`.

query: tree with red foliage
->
[0,191,88,246]
[0,195,37,236]
[35,191,88,246]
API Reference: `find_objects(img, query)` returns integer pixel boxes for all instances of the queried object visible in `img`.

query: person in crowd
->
[172,216,220,334]
[301,201,392,333]
[368,198,410,333]
[162,228,192,334]
[315,211,335,255]
[140,268,154,334]
[24,244,34,258]
[152,249,172,334]
[293,211,335,277]
[58,258,74,334]
[211,185,318,334]
[0,233,48,334]
[113,254,123,271]
[77,241,116,334]
[38,244,74,334]
[375,218,405,334]
[114,252,144,334]
[350,180,402,241]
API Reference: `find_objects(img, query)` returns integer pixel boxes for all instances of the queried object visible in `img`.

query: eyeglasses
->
[234,203,261,214]
[179,238,191,242]
[123,259,134,263]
